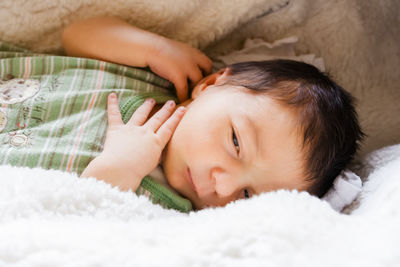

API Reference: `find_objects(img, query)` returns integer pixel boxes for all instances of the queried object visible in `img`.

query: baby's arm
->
[62,17,212,102]
[81,94,185,192]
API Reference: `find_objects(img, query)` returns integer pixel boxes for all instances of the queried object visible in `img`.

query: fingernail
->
[167,100,175,107]
[177,106,186,113]
[146,98,155,104]
[109,93,116,99]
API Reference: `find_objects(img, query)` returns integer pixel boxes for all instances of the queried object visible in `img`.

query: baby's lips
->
[186,167,198,195]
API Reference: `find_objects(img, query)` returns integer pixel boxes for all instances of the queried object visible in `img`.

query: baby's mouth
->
[186,167,198,195]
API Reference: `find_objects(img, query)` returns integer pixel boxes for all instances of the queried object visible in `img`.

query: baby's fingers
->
[127,98,156,126]
[107,93,123,126]
[187,66,203,87]
[197,54,213,75]
[170,75,189,103]
[156,106,186,145]
[145,100,177,131]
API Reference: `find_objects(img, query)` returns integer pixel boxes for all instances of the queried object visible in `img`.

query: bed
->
[0,0,399,266]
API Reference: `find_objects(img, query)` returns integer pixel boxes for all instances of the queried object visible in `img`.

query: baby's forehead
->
[211,84,271,102]
[222,86,292,114]
[196,83,300,126]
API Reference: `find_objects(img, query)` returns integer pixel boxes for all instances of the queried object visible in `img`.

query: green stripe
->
[139,176,193,213]
[0,41,193,212]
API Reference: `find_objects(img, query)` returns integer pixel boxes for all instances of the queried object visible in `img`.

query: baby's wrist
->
[81,155,143,192]
[143,34,170,66]
[97,153,144,177]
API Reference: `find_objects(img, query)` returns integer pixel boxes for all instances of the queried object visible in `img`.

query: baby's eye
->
[232,128,240,153]
[244,189,250,199]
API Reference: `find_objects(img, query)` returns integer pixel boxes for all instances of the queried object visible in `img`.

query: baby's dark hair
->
[221,59,365,197]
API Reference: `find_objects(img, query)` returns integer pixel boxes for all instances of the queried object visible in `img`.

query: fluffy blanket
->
[0,144,399,266]
[0,1,399,265]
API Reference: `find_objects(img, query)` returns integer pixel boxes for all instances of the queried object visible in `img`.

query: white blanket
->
[1,1,399,265]
[1,144,399,266]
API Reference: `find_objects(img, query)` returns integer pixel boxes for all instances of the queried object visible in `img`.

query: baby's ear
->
[191,68,230,99]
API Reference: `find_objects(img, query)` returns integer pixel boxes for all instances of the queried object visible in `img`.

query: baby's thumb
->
[172,78,188,103]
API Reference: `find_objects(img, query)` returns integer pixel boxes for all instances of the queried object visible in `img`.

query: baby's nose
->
[212,168,240,198]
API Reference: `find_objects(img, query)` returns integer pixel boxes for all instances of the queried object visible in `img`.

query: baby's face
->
[162,69,311,209]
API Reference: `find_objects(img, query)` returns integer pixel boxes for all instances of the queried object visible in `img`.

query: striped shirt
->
[0,42,192,212]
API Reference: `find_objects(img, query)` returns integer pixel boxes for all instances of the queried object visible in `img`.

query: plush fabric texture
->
[0,0,287,53]
[205,0,400,157]
[0,1,399,264]
[0,0,399,156]
[0,144,399,266]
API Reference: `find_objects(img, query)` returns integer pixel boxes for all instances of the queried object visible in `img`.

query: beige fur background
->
[1,0,399,157]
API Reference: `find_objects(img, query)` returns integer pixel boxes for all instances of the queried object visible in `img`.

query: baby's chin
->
[160,145,194,203]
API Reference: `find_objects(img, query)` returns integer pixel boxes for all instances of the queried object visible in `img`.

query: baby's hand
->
[146,37,213,103]
[81,93,185,192]
[63,16,212,102]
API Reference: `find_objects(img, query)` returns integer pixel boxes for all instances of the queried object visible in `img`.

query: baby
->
[67,17,364,210]
[0,17,364,211]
